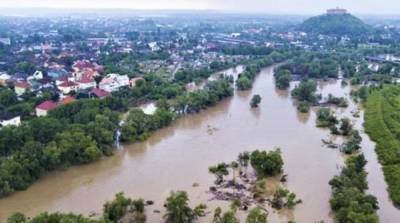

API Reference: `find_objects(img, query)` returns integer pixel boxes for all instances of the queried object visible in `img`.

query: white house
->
[57,81,79,94]
[27,71,44,81]
[99,73,129,92]
[0,72,11,86]
[36,100,58,117]
[77,76,96,90]
[148,42,160,51]
[0,114,21,127]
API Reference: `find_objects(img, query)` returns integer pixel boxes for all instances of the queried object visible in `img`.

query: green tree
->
[0,89,18,107]
[236,76,252,90]
[245,208,267,223]
[250,149,283,177]
[212,207,239,223]
[164,191,205,223]
[103,192,132,222]
[250,95,262,108]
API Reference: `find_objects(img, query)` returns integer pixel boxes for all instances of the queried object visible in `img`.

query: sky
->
[0,0,399,15]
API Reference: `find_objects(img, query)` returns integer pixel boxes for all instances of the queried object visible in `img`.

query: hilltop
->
[299,9,371,36]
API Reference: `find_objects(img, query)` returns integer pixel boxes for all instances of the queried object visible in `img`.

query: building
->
[0,73,11,86]
[57,81,79,94]
[14,81,32,96]
[90,88,110,99]
[36,100,58,117]
[99,73,129,92]
[0,38,11,45]
[77,76,96,90]
[0,113,21,127]
[327,7,348,15]
[59,96,76,105]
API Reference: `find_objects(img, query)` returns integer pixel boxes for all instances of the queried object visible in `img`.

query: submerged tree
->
[270,186,302,209]
[250,95,262,108]
[164,191,206,223]
[245,208,268,223]
[209,163,229,184]
[250,149,283,177]
[212,207,239,223]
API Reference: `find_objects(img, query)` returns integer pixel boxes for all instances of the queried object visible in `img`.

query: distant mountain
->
[299,12,371,36]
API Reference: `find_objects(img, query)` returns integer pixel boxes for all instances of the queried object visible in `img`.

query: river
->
[0,65,399,222]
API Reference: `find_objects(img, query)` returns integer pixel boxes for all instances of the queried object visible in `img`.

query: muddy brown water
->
[0,65,399,222]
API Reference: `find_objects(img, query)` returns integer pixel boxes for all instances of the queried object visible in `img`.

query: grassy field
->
[364,85,400,205]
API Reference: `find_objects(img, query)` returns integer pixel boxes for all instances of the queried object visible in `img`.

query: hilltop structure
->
[326,7,348,15]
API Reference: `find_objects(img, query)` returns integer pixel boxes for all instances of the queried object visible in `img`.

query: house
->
[0,72,11,86]
[77,75,96,90]
[36,100,58,117]
[57,81,79,94]
[0,38,11,45]
[90,88,110,99]
[0,113,21,127]
[14,81,32,96]
[99,73,129,92]
[56,75,74,86]
[59,96,76,105]
[27,71,44,81]
[148,42,160,51]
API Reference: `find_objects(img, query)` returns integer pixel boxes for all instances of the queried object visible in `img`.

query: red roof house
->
[36,100,58,117]
[90,88,110,98]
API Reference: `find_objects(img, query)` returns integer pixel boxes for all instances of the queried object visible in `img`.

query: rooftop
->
[36,100,58,111]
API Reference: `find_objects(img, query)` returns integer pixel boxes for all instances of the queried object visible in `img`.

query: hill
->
[299,13,371,36]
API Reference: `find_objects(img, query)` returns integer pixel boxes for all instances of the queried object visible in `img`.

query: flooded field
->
[0,65,399,222]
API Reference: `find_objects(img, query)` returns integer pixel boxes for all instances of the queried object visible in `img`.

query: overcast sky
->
[0,0,399,15]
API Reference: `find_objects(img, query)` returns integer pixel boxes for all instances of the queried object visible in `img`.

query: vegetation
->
[316,108,338,128]
[7,192,146,223]
[103,192,146,223]
[0,99,120,197]
[245,208,267,223]
[291,79,319,112]
[340,130,362,154]
[250,149,283,177]
[278,52,339,79]
[364,85,400,204]
[270,186,302,209]
[209,162,229,185]
[250,95,262,108]
[326,94,348,107]
[329,155,379,223]
[121,108,175,142]
[164,191,206,223]
[274,69,291,89]
[211,207,239,223]
[299,13,371,36]
[173,78,233,114]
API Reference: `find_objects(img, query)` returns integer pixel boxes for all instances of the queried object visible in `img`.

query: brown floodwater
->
[0,65,399,222]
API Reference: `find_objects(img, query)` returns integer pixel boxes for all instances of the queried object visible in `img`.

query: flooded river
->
[0,65,399,222]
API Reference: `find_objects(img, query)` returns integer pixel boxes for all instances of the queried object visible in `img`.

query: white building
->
[0,72,11,86]
[100,73,130,92]
[148,42,160,51]
[0,114,21,127]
